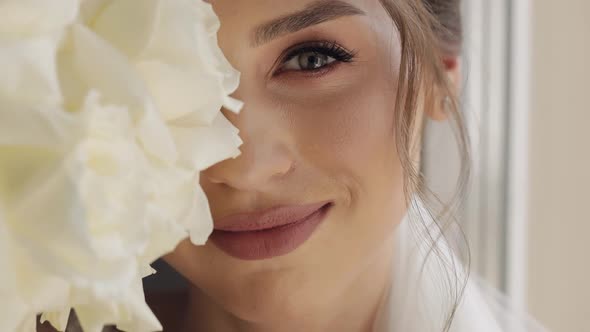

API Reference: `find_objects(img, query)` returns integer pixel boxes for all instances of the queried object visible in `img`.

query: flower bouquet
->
[0,0,242,331]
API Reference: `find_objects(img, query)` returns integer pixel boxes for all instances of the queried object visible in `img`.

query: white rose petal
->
[171,113,243,171]
[90,0,241,123]
[64,24,151,117]
[88,0,160,59]
[0,0,79,38]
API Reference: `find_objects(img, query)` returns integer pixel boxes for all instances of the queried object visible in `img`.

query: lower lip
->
[210,204,331,261]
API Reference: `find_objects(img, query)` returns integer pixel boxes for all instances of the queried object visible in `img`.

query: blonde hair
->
[378,0,470,330]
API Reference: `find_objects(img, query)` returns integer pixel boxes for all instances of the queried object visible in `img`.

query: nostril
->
[273,159,296,179]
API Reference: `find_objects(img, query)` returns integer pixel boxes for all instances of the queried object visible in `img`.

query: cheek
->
[288,73,399,190]
[286,70,407,247]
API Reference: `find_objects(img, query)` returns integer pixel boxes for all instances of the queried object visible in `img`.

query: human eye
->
[274,40,357,76]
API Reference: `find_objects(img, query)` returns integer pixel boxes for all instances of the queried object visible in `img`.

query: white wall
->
[527,0,590,330]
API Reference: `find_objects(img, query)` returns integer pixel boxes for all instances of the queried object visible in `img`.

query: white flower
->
[0,0,242,331]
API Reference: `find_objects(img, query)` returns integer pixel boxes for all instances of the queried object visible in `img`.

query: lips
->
[210,202,332,260]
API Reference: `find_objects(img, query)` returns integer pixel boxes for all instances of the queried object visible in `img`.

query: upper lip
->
[214,201,331,232]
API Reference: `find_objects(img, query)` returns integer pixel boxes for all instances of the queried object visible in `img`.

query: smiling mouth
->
[210,202,333,260]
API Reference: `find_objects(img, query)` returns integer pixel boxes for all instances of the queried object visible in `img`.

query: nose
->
[202,102,295,192]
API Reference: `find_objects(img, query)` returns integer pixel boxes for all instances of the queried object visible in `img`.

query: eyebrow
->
[251,0,366,47]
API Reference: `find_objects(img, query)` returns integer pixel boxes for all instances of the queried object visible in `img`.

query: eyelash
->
[274,40,357,76]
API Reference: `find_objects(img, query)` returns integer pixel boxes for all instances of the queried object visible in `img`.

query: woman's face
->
[165,0,410,324]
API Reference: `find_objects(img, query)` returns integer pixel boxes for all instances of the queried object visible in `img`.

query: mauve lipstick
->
[210,202,332,260]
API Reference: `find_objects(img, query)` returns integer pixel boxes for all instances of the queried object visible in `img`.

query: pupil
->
[299,52,327,70]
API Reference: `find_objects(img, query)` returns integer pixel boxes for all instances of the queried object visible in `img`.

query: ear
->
[427,55,462,121]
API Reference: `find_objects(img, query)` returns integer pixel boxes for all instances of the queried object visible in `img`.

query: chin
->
[215,269,326,324]
[168,226,342,325]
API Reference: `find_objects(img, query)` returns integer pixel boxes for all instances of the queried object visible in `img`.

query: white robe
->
[373,198,549,332]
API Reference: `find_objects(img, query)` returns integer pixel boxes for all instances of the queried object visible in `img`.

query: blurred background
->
[423,0,589,331]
